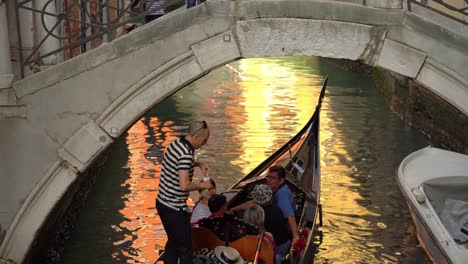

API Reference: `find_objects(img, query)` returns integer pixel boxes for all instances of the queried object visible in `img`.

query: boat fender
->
[411,188,426,203]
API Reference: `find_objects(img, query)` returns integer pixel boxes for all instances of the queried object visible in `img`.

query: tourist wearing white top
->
[191,178,217,224]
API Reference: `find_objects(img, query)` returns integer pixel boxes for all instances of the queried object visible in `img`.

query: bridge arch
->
[1,1,467,262]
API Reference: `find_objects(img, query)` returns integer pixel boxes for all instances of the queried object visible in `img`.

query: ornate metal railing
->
[14,0,183,78]
[407,0,468,25]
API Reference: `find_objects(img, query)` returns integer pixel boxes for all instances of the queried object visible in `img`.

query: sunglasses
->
[191,120,208,136]
[265,175,279,180]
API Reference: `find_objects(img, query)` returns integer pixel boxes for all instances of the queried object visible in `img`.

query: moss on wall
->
[22,151,110,264]
[372,68,394,100]
[372,68,468,154]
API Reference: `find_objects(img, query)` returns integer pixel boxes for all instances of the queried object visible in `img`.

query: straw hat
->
[214,246,245,264]
[251,184,273,206]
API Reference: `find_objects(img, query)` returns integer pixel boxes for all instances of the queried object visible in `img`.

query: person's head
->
[266,165,286,192]
[243,205,265,231]
[251,184,273,206]
[187,120,210,149]
[208,194,227,216]
[199,179,216,200]
[214,246,245,264]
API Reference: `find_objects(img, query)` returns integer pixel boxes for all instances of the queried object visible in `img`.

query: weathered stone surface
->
[407,3,468,38]
[388,12,468,81]
[99,54,204,136]
[236,19,372,60]
[112,5,210,55]
[0,106,26,119]
[0,89,16,105]
[377,39,426,78]
[191,30,241,71]
[0,74,14,90]
[13,43,118,98]
[207,0,404,26]
[0,162,77,263]
[58,121,112,172]
[207,0,404,25]
[0,118,60,238]
[374,68,468,154]
[416,58,468,116]
[366,0,402,8]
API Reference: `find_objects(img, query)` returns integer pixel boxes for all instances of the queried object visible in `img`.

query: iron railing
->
[407,0,468,25]
[14,0,184,78]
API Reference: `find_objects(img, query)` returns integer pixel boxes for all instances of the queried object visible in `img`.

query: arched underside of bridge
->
[1,1,467,262]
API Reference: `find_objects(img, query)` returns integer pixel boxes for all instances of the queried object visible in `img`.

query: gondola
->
[397,147,468,264]
[155,76,328,264]
[192,76,328,264]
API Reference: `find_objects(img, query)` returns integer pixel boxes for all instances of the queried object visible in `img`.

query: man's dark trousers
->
[156,200,193,264]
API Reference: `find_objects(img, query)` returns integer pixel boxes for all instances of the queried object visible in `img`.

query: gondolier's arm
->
[179,171,212,191]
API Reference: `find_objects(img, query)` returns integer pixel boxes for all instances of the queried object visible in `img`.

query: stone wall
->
[320,57,467,155]
[22,151,109,264]
[373,68,468,154]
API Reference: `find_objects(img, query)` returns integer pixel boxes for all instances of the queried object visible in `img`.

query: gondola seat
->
[192,226,224,250]
[229,235,276,264]
[192,227,275,264]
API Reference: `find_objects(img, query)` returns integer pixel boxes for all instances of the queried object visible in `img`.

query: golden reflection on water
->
[111,57,428,263]
[317,95,391,263]
[118,57,324,262]
[118,118,182,263]
[233,58,319,174]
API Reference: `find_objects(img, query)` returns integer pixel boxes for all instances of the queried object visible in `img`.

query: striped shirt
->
[144,0,165,15]
[157,137,194,209]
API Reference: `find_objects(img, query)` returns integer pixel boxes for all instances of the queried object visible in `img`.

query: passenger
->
[265,165,299,261]
[251,184,289,264]
[208,193,228,217]
[199,194,258,242]
[191,178,217,224]
[243,205,276,249]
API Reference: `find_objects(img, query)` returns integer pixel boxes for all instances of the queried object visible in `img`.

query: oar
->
[253,230,265,264]
[153,250,165,264]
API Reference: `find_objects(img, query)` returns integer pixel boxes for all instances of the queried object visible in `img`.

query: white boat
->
[397,147,468,264]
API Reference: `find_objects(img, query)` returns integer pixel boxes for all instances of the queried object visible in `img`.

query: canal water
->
[61,57,431,264]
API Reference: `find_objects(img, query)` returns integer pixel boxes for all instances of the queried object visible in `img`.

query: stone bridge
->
[0,0,467,262]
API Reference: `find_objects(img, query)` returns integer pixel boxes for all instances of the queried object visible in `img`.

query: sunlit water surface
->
[61,57,431,264]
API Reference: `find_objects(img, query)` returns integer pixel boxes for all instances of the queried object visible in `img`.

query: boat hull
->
[397,147,468,264]
[400,187,451,264]
[221,77,328,263]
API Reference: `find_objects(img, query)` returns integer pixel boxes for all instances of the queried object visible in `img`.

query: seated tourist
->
[251,184,290,264]
[199,194,258,242]
[243,204,276,249]
[191,178,217,224]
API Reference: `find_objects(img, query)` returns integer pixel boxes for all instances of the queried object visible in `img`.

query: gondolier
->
[266,165,299,260]
[156,120,213,264]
